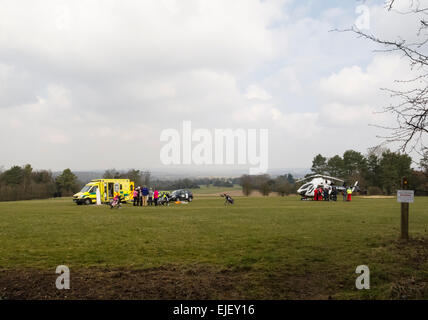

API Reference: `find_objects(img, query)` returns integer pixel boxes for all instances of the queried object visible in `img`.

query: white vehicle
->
[296,174,359,200]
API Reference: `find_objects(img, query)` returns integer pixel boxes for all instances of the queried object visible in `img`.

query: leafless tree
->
[345,0,428,154]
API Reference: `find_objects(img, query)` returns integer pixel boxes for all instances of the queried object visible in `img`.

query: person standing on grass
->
[137,186,143,206]
[148,188,153,206]
[154,189,159,206]
[323,187,329,201]
[313,187,318,201]
[331,187,337,201]
[142,186,149,206]
[133,187,139,206]
[347,187,352,202]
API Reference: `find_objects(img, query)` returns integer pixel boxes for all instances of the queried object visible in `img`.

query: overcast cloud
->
[0,0,425,172]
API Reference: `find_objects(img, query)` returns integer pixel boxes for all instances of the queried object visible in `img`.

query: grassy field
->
[0,195,427,299]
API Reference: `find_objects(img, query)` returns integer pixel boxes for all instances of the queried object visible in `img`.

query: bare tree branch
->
[340,0,428,153]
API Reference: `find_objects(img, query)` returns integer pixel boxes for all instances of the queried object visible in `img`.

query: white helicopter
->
[296,174,359,200]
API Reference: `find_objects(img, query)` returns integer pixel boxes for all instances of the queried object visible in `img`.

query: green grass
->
[0,196,427,299]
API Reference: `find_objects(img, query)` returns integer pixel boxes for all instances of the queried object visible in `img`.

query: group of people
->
[132,186,160,206]
[313,186,336,201]
[313,186,353,202]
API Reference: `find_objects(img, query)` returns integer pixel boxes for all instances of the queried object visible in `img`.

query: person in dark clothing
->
[331,187,337,201]
[324,187,330,201]
[148,188,153,206]
[317,187,323,201]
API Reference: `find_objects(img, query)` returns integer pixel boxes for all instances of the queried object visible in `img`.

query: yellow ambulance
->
[73,179,135,205]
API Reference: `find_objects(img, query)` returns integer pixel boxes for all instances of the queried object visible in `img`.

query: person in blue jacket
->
[142,186,149,206]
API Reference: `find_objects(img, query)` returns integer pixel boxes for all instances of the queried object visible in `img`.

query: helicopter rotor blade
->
[296,174,344,183]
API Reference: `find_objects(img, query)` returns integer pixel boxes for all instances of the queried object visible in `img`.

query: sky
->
[0,0,426,174]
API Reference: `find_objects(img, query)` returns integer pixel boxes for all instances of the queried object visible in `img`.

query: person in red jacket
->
[314,188,318,201]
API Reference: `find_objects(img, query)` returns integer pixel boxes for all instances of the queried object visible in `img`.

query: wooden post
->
[401,177,409,240]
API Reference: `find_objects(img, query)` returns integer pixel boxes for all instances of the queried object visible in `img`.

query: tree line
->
[0,165,80,202]
[237,148,428,197]
[309,148,428,195]
[239,174,296,197]
[2,148,427,202]
[0,166,155,201]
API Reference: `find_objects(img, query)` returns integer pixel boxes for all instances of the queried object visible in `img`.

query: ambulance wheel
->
[84,198,92,205]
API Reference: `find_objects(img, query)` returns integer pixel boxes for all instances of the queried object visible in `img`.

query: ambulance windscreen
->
[80,185,92,193]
